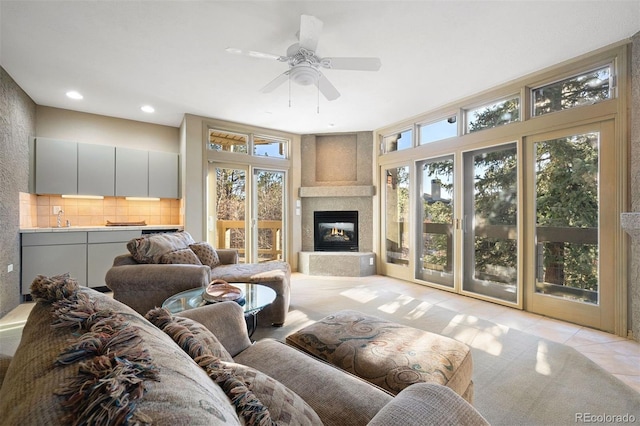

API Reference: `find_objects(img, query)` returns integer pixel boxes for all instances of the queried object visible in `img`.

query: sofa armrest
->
[105,264,211,315]
[215,249,239,265]
[176,301,252,357]
[367,383,489,426]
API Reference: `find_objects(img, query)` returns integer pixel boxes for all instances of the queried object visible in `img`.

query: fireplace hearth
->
[314,211,359,252]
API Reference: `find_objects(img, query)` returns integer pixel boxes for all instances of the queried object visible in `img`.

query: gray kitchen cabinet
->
[21,232,88,294]
[149,151,179,199]
[34,138,78,195]
[78,143,115,196]
[87,230,141,287]
[115,147,148,197]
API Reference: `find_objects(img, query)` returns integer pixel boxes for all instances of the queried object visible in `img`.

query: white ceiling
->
[1,1,639,135]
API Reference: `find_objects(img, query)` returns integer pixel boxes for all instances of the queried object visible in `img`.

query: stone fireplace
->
[298,132,376,276]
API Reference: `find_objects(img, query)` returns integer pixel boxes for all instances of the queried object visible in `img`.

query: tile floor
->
[1,273,639,395]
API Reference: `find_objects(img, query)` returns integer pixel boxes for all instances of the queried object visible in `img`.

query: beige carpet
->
[252,274,640,426]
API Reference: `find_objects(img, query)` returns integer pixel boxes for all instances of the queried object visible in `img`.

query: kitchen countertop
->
[20,225,183,233]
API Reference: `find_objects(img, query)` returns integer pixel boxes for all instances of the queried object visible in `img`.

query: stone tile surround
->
[299,132,376,276]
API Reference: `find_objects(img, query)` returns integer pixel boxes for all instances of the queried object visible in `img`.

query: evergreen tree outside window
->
[466,96,520,133]
[532,66,611,117]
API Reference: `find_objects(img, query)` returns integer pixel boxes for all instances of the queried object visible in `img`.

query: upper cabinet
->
[149,151,179,199]
[34,138,78,195]
[115,148,179,198]
[33,138,179,199]
[115,147,149,197]
[78,143,115,196]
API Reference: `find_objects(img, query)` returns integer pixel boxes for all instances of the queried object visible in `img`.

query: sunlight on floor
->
[339,286,380,304]
[377,294,415,314]
[536,341,552,375]
[403,301,434,320]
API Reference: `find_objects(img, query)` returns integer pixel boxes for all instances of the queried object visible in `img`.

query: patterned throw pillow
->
[146,308,234,362]
[189,242,221,269]
[159,248,202,265]
[127,231,196,264]
[219,361,322,425]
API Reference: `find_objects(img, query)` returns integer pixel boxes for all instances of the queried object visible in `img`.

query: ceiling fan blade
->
[225,47,284,61]
[316,73,340,101]
[298,15,323,52]
[261,72,290,93]
[320,57,382,71]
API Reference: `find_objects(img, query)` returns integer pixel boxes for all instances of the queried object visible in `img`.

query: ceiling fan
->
[225,14,382,101]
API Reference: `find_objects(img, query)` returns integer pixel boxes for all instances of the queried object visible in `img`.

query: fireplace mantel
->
[299,185,375,198]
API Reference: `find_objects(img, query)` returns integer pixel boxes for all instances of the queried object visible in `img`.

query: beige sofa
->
[105,231,291,326]
[0,275,489,426]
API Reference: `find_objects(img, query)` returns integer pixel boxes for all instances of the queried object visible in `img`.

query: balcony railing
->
[216,219,282,262]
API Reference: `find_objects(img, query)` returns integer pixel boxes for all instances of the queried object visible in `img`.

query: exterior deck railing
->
[216,219,282,261]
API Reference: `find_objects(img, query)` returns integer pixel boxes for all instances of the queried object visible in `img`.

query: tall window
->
[385,165,410,265]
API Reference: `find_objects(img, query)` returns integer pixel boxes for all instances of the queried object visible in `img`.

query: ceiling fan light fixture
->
[289,64,318,86]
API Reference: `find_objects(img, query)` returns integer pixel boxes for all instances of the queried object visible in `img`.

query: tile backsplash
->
[19,192,182,228]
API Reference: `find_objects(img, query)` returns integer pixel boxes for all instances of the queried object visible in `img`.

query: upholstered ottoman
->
[286,310,474,403]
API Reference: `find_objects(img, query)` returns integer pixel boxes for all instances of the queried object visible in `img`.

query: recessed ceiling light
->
[66,90,83,100]
[140,105,155,113]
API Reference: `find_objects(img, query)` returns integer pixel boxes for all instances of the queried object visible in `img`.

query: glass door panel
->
[534,132,599,304]
[384,165,410,266]
[462,143,518,303]
[417,155,455,287]
[212,165,247,263]
[254,169,285,262]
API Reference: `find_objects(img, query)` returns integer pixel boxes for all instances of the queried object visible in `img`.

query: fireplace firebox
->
[314,211,359,252]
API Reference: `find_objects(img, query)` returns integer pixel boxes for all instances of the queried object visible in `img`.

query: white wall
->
[36,106,179,152]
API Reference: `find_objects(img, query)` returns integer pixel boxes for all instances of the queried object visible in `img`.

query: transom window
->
[466,95,520,133]
[532,65,612,117]
[254,135,288,159]
[208,129,289,159]
[419,116,458,145]
[208,130,248,153]
[383,129,413,153]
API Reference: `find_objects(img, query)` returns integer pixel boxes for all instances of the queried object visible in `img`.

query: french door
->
[524,122,616,331]
[208,163,286,263]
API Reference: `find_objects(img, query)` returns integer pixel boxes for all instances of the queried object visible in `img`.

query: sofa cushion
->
[146,307,234,362]
[0,275,241,426]
[147,307,322,425]
[190,241,221,269]
[160,247,203,265]
[127,230,195,263]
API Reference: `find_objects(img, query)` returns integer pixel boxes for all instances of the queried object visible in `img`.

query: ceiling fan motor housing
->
[290,63,319,86]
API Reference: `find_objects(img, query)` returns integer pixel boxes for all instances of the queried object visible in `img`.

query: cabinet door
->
[87,230,141,288]
[35,138,78,195]
[115,147,148,197]
[149,151,179,199]
[78,143,115,196]
[21,244,87,293]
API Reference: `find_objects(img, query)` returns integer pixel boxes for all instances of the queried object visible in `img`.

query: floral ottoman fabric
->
[286,310,474,402]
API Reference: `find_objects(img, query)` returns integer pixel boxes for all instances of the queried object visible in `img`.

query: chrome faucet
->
[56,210,64,228]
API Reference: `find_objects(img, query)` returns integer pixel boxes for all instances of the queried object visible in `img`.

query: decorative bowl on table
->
[202,279,244,303]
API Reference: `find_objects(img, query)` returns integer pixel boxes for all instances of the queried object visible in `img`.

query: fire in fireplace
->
[314,211,359,252]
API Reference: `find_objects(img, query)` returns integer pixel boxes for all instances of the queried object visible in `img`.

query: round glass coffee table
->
[162,283,276,337]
